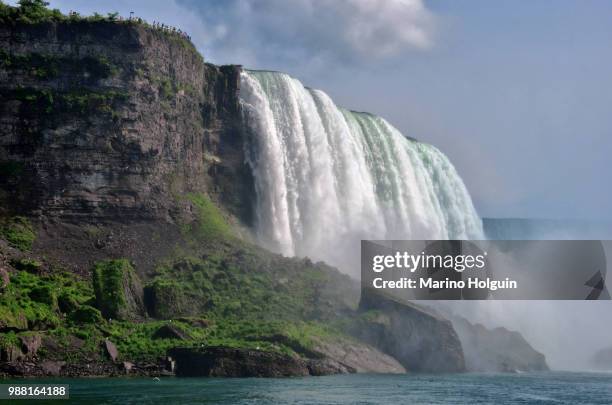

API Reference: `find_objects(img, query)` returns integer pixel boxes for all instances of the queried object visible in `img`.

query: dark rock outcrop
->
[152,324,191,340]
[451,316,549,372]
[355,289,465,373]
[168,347,313,377]
[167,342,403,378]
[39,360,66,376]
[19,334,42,358]
[167,346,366,378]
[306,358,354,376]
[0,344,24,362]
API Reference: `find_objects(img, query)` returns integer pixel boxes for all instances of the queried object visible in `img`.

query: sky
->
[28,0,612,221]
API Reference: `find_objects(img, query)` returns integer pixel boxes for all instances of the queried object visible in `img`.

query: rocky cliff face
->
[0,19,257,275]
[0,20,249,225]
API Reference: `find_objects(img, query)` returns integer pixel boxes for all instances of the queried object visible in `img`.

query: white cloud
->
[339,0,435,54]
[177,0,437,67]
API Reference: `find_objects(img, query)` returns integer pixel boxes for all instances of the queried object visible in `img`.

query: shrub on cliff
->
[68,305,103,324]
[0,0,62,24]
[92,259,144,321]
[143,279,188,319]
[28,284,56,307]
[0,216,36,251]
[10,258,41,272]
[0,271,65,331]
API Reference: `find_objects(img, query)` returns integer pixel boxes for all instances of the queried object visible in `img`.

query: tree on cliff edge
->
[0,0,63,24]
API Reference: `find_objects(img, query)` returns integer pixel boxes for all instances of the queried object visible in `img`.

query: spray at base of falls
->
[239,70,483,275]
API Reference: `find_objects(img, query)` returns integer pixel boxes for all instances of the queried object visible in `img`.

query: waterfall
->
[239,70,483,273]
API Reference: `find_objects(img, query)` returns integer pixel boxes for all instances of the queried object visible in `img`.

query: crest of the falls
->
[239,70,483,273]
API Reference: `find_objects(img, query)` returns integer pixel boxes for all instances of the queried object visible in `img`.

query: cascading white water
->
[239,70,483,274]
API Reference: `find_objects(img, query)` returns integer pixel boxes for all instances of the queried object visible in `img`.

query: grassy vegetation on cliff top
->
[0,1,200,57]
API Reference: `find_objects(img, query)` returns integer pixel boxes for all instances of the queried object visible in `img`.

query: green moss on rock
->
[6,87,128,116]
[68,305,103,324]
[92,259,144,321]
[57,291,78,314]
[10,258,41,272]
[0,216,36,251]
[0,50,118,80]
[0,271,92,331]
[28,284,56,307]
[143,279,188,319]
[0,305,28,331]
[183,193,231,241]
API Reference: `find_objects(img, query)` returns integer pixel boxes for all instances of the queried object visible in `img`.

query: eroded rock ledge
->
[168,347,351,378]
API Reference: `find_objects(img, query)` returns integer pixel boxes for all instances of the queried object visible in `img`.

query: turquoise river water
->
[3,372,612,404]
